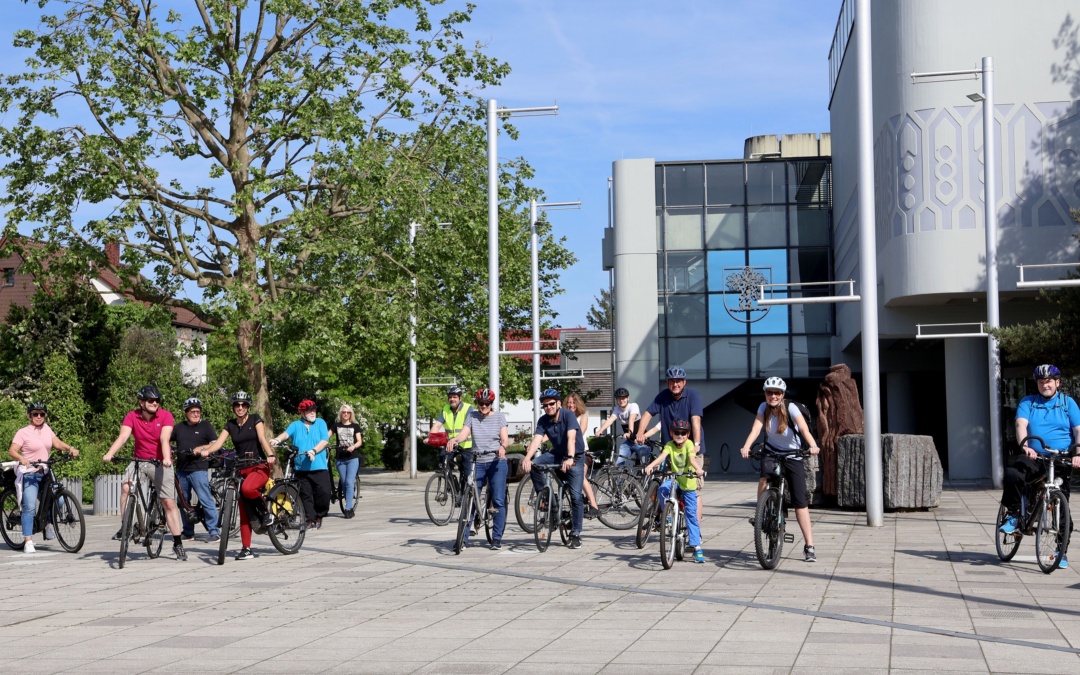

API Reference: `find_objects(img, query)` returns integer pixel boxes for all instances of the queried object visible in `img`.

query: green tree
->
[586,288,613,330]
[99,326,187,434]
[0,0,574,428]
[37,351,90,439]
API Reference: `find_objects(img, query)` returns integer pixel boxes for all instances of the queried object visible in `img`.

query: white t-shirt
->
[756,401,803,452]
[611,402,640,435]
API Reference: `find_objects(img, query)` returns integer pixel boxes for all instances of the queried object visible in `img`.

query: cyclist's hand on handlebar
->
[634,433,645,445]
[809,446,820,456]
[162,457,173,468]
[266,454,276,465]
[561,457,574,471]
[67,448,80,458]
[740,446,751,459]
[522,457,532,473]
[306,450,315,461]
[102,452,114,463]
[1023,445,1038,460]
[269,438,281,448]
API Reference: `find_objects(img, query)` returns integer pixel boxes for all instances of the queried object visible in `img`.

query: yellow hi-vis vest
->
[442,403,473,450]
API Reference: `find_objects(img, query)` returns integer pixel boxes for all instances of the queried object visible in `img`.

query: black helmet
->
[614,387,629,398]
[1033,364,1062,380]
[670,418,692,434]
[182,397,203,412]
[231,391,252,405]
[447,385,464,396]
[137,385,162,401]
[26,401,46,414]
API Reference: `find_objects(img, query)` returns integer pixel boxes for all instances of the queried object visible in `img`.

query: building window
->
[3,269,13,287]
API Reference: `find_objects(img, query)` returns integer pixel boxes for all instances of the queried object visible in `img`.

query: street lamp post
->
[487,100,558,410]
[911,57,1002,488]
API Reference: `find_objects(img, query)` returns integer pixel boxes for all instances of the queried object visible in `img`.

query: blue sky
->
[461,0,840,326]
[0,0,841,327]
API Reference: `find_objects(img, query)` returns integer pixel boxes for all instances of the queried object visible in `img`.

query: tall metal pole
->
[982,56,1003,489]
[855,0,883,527]
[408,221,419,479]
[530,199,541,425]
[487,99,501,410]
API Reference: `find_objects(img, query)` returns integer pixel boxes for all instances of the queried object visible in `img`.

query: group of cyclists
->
[8,386,363,562]
[428,365,822,563]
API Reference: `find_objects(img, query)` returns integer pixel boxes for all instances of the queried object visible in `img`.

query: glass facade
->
[656,158,833,379]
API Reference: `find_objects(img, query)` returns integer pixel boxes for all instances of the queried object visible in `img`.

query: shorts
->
[124,460,176,501]
[760,454,808,509]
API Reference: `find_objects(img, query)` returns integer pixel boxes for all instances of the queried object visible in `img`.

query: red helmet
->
[298,399,317,412]
[475,388,496,404]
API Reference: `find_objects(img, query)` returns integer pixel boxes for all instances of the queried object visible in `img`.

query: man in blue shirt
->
[999,365,1080,562]
[635,366,705,456]
[522,388,585,549]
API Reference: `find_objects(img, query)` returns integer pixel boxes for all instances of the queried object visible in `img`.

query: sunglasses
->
[143,399,161,404]
[30,411,45,418]
[541,401,558,408]
[672,431,689,437]
[233,402,250,408]
[476,401,492,407]
[765,390,784,397]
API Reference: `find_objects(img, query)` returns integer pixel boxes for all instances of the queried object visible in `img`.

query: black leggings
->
[760,454,809,509]
[296,469,332,520]
[1001,456,1072,511]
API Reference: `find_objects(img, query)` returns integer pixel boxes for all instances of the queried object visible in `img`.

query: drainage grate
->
[979,610,1036,619]
[963,570,1006,575]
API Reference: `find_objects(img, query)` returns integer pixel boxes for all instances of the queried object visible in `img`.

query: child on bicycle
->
[739,376,820,562]
[644,418,705,563]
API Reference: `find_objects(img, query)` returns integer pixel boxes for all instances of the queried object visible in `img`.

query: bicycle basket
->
[426,431,449,448]
[0,461,16,488]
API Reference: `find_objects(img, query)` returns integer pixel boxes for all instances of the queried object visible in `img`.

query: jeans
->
[20,471,45,538]
[529,452,585,536]
[657,479,701,548]
[469,458,507,543]
[177,469,220,537]
[335,458,360,510]
[616,440,651,467]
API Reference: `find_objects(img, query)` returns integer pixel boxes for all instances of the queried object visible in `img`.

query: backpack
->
[790,400,816,448]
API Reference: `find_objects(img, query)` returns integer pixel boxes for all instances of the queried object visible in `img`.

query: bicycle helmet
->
[763,376,787,393]
[474,388,496,404]
[540,388,561,402]
[182,397,203,412]
[26,401,46,413]
[298,399,317,412]
[137,384,162,401]
[1033,364,1062,380]
[446,385,464,397]
[670,418,691,434]
[231,391,252,405]
[665,366,687,380]
[614,387,630,398]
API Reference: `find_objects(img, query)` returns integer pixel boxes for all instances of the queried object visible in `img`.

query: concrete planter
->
[93,474,124,515]
[837,434,943,510]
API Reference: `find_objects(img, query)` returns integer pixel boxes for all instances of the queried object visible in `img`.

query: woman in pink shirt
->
[7,402,79,553]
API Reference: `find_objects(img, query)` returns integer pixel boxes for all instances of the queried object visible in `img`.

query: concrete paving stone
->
[698,650,798,667]
[887,656,990,671]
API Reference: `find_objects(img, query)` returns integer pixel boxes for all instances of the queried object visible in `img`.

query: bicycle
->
[531,463,575,552]
[0,454,85,553]
[654,468,699,569]
[330,456,362,516]
[426,451,465,526]
[174,449,227,539]
[215,447,307,564]
[452,457,505,554]
[111,456,167,569]
[994,435,1074,573]
[586,452,646,530]
[635,440,668,549]
[749,443,810,570]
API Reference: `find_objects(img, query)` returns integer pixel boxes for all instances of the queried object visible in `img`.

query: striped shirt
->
[463,409,507,463]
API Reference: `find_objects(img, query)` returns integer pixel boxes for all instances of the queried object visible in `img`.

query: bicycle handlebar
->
[110,456,162,465]
[1018,436,1079,456]
[749,442,810,460]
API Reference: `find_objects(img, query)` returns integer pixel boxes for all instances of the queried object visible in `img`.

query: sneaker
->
[112,529,124,541]
[23,540,35,554]
[182,534,196,542]
[260,512,274,527]
[236,547,255,561]
[999,515,1019,534]
[568,535,582,549]
[173,544,188,561]
[586,505,599,519]
[804,545,817,562]
[44,525,55,541]
[1060,555,1069,569]
[306,521,317,530]
[316,518,323,530]
[490,540,502,551]
[206,534,221,543]
[748,517,756,527]
[693,548,705,563]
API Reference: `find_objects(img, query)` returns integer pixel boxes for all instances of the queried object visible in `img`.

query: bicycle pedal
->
[783,533,795,543]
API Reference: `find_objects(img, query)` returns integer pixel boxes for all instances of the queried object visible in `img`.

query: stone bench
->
[836,433,942,510]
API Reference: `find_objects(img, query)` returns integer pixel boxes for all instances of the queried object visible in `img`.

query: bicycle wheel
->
[534,486,553,552]
[212,477,241,538]
[425,472,457,526]
[635,481,659,549]
[483,487,494,545]
[675,510,687,561]
[754,488,783,570]
[118,492,137,569]
[267,484,307,554]
[144,499,166,559]
[515,477,538,534]
[52,489,85,553]
[0,488,24,551]
[597,471,645,530]
[1036,491,1071,574]
[994,503,1022,562]
[454,488,472,555]
[659,500,677,570]
[217,487,235,565]
[719,442,731,473]
[558,489,573,546]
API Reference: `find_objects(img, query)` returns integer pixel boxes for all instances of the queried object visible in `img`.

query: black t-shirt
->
[226,414,268,462]
[172,420,218,472]
[332,422,363,462]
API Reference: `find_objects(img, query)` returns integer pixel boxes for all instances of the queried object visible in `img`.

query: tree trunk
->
[237,317,273,430]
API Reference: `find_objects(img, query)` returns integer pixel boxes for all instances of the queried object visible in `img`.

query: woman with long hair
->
[331,404,363,518]
[564,393,600,517]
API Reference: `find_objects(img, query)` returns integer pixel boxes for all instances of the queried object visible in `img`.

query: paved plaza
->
[2,471,1079,674]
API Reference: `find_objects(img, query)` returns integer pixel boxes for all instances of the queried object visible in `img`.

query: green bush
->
[99,326,187,434]
[38,351,90,438]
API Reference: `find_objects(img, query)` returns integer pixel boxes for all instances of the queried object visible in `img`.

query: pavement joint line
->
[304,545,1080,656]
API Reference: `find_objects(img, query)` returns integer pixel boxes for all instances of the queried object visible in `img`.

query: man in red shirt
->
[103,385,186,561]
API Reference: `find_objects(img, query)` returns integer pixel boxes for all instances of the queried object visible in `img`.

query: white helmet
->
[763,377,787,393]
